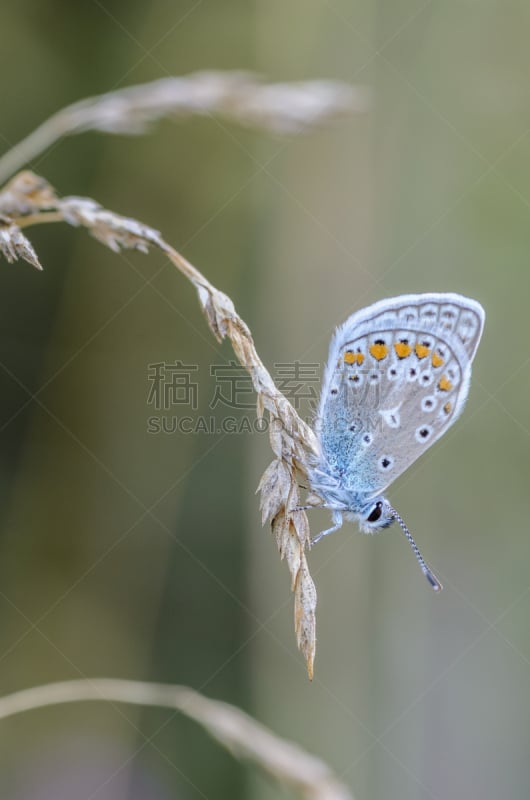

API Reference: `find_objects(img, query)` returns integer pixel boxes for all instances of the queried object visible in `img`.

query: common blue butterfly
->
[308,293,485,591]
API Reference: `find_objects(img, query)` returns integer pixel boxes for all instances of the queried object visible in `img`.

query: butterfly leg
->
[311,511,344,545]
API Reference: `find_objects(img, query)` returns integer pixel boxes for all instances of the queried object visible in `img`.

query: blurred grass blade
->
[0,679,354,800]
[0,71,370,183]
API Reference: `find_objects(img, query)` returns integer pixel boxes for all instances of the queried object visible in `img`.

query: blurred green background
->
[1,1,529,798]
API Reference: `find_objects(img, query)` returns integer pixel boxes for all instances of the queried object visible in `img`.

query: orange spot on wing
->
[394,341,412,359]
[344,351,364,365]
[415,343,430,359]
[438,376,453,392]
[369,343,388,361]
[443,401,451,414]
[432,353,444,368]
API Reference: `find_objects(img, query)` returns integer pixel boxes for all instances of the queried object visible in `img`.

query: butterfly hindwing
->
[316,293,485,496]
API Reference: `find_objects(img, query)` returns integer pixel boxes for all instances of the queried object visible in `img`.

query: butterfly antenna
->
[387,504,443,592]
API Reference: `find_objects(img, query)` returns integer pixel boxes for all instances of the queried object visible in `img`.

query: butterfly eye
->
[366,502,383,523]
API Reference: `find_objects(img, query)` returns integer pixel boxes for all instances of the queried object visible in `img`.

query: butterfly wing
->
[315,293,485,497]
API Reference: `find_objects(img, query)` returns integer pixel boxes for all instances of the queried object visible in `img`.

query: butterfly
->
[307,293,485,591]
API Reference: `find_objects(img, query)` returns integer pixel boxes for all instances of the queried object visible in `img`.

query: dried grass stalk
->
[0,71,370,184]
[0,678,354,799]
[0,213,42,271]
[0,171,320,678]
